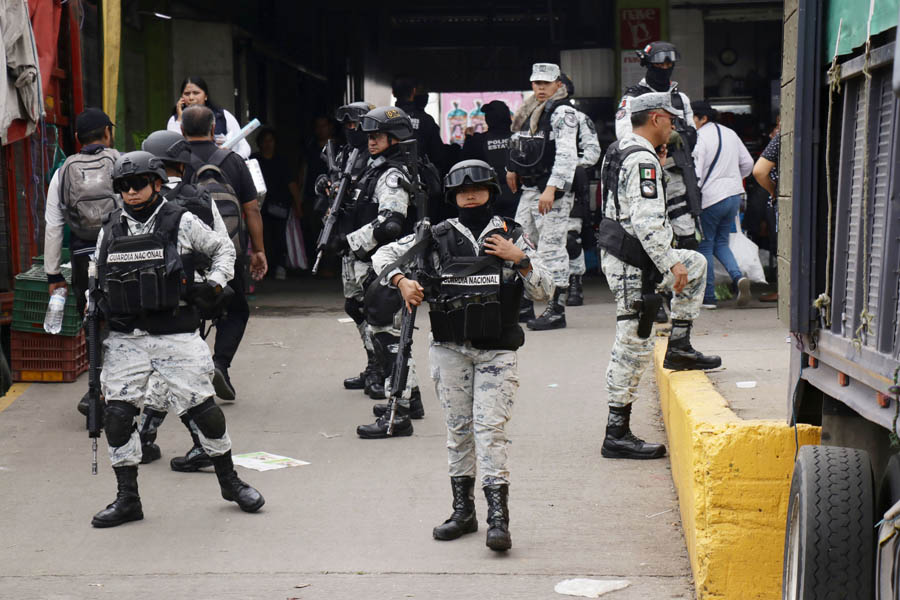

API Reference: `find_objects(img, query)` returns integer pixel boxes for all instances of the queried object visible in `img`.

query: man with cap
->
[507,62,579,330]
[44,108,120,417]
[557,73,601,307]
[461,100,517,218]
[597,92,720,460]
[615,41,694,140]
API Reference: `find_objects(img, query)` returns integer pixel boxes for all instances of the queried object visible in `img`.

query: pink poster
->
[439,92,528,145]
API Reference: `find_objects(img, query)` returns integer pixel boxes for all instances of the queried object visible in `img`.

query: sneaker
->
[735,277,751,307]
[213,365,236,401]
[274,266,286,281]
[701,302,717,310]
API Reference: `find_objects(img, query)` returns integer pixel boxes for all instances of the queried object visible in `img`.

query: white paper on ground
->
[233,451,310,471]
[554,579,631,597]
[337,317,355,323]
[736,381,758,389]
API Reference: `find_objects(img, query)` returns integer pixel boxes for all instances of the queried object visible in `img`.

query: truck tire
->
[782,445,875,599]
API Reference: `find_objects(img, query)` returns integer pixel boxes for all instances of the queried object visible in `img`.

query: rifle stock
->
[312,146,360,274]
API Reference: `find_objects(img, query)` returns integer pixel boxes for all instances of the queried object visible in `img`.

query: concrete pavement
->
[0,277,694,599]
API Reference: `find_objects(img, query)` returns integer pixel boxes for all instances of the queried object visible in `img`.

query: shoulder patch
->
[615,108,626,120]
[638,162,658,198]
[385,171,401,189]
[564,112,578,128]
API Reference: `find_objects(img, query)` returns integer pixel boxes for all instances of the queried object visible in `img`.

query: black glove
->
[189,280,226,313]
[675,234,699,251]
[314,174,331,196]
[329,233,350,254]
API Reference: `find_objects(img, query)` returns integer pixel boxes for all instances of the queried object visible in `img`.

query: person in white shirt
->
[691,100,754,308]
[166,76,251,159]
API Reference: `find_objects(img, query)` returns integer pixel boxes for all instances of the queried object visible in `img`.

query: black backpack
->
[190,149,245,254]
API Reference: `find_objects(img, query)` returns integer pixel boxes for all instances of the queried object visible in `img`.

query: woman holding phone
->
[167,76,252,159]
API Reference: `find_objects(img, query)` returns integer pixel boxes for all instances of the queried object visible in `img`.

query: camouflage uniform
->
[374,216,554,485]
[568,110,602,277]
[92,200,236,467]
[513,103,579,288]
[341,253,374,353]
[346,164,418,406]
[600,133,706,408]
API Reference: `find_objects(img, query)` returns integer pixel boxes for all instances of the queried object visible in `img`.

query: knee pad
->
[105,401,140,447]
[566,231,581,259]
[187,397,227,439]
[344,297,365,325]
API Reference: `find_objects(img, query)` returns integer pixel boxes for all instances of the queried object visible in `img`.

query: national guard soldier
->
[318,102,384,397]
[507,63,579,330]
[372,160,553,551]
[334,106,422,438]
[135,130,230,470]
[558,73,601,307]
[89,151,263,527]
[597,94,720,460]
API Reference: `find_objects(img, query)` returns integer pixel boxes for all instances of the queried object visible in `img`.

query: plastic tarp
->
[826,0,899,58]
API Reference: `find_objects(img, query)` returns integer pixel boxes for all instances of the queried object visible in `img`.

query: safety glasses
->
[335,106,362,123]
[444,165,496,189]
[647,50,680,64]
[359,116,381,132]
[113,175,151,194]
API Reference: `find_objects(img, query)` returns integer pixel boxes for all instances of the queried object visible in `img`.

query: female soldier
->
[371,159,553,551]
[167,76,251,159]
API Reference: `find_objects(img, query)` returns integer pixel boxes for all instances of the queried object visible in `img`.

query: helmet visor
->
[113,175,151,194]
[335,106,361,123]
[647,49,680,64]
[359,116,382,133]
[444,164,497,190]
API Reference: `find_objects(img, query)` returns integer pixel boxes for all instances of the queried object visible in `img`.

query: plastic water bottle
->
[43,288,67,334]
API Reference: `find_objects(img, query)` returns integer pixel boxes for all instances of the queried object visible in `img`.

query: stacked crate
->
[10,258,87,382]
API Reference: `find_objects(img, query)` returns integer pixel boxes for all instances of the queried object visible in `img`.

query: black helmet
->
[113,151,167,192]
[335,101,375,124]
[637,41,680,67]
[559,72,575,97]
[443,159,501,203]
[360,106,414,141]
[141,130,190,164]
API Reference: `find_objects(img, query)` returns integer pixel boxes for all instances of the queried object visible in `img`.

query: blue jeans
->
[698,195,743,303]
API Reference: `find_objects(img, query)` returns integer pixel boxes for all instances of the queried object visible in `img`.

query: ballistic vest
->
[97,201,199,334]
[508,99,572,187]
[427,218,525,351]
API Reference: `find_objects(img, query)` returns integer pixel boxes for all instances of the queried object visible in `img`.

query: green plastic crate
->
[12,263,82,336]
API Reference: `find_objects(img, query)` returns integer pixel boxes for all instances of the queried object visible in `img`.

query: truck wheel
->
[782,445,875,599]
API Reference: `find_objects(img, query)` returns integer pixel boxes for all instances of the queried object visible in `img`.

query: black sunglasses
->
[113,175,151,194]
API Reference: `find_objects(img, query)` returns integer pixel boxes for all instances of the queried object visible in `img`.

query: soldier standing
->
[507,63,579,330]
[90,151,263,527]
[597,94,720,460]
[372,159,553,551]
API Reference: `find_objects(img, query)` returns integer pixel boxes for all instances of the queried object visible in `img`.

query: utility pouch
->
[140,270,160,310]
[469,300,502,340]
[428,310,454,343]
[448,307,467,344]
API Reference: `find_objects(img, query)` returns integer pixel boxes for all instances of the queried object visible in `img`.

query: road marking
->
[0,383,29,413]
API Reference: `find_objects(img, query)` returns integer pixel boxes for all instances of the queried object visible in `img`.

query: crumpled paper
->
[554,579,631,597]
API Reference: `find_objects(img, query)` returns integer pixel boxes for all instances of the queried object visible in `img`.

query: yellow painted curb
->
[654,340,821,600]
[0,383,30,413]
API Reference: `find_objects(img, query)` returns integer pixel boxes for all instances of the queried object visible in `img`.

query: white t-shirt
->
[692,122,754,209]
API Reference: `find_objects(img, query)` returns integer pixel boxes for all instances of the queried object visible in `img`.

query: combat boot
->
[364,370,386,399]
[566,275,584,306]
[483,484,512,551]
[211,451,265,513]
[373,388,424,419]
[346,349,378,390]
[213,361,236,401]
[527,288,567,330]
[138,408,167,464]
[601,404,666,459]
[663,319,722,371]
[170,414,213,472]
[91,466,143,528]
[356,408,414,439]
[433,476,478,540]
[518,298,535,323]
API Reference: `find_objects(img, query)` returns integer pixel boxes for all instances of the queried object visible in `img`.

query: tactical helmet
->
[113,151,168,189]
[359,106,414,141]
[559,72,575,97]
[141,130,190,164]
[443,159,501,203]
[637,41,680,67]
[335,101,376,124]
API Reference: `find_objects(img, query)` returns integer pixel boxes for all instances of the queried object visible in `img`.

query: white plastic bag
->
[286,210,308,270]
[713,216,767,284]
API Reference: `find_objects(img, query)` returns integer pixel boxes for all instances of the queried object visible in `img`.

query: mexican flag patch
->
[640,166,656,180]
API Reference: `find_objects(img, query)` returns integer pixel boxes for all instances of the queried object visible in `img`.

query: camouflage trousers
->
[515,187,574,287]
[101,330,231,467]
[568,216,586,277]
[430,341,518,487]
[342,253,373,352]
[601,248,706,407]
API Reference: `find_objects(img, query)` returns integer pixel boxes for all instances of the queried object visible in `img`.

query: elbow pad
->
[372,211,405,244]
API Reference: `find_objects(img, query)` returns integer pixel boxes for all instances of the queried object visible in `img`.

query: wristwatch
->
[514,256,531,270]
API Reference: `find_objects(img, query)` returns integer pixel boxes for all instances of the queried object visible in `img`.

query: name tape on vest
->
[107,249,165,263]
[443,274,501,286]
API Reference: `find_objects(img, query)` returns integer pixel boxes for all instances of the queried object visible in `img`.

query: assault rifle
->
[311,144,361,274]
[85,263,104,474]
[668,92,702,224]
[386,139,430,436]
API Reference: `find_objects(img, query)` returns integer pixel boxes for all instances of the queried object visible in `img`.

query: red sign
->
[620,8,661,50]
